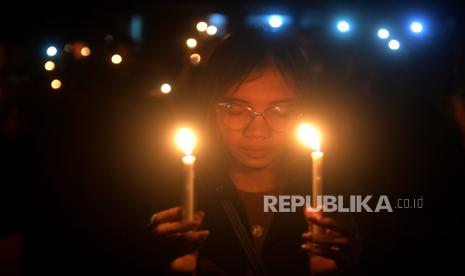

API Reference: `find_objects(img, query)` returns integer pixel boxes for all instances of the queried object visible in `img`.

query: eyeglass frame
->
[215,101,303,132]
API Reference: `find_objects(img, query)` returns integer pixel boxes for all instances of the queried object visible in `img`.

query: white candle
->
[182,155,196,221]
[296,123,324,235]
[175,127,197,222]
[311,150,323,235]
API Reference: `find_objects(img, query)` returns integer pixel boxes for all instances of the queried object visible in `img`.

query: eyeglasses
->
[216,101,302,132]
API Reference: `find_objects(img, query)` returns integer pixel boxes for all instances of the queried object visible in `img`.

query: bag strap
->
[221,199,266,276]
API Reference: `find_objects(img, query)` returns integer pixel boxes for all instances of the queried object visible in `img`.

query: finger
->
[304,210,323,221]
[325,228,342,237]
[305,212,346,233]
[303,233,349,246]
[307,224,312,232]
[305,210,335,226]
[182,230,210,242]
[154,220,199,235]
[302,231,349,246]
[302,241,342,252]
[162,235,206,254]
[306,210,359,238]
[301,243,339,259]
[192,211,205,226]
[152,207,183,225]
[195,210,205,219]
[313,243,343,253]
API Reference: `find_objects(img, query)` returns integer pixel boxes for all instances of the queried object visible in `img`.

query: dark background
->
[1,1,464,275]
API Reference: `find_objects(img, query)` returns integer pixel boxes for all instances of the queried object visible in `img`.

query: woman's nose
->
[243,115,272,139]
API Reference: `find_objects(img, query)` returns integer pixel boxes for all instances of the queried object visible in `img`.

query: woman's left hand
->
[301,209,361,274]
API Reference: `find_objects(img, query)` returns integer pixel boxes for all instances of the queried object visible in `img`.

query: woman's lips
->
[240,147,272,158]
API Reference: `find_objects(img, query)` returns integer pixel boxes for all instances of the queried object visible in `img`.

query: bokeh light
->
[189,53,201,65]
[337,20,350,32]
[377,28,390,39]
[388,39,400,50]
[44,61,55,71]
[80,46,91,57]
[268,15,283,28]
[47,46,58,57]
[196,21,208,32]
[111,54,122,64]
[161,83,172,94]
[186,38,197,49]
[206,25,218,35]
[410,22,423,33]
[51,79,62,90]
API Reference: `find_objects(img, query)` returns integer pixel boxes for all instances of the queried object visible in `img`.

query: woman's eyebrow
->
[221,97,297,106]
[221,97,250,104]
[269,99,298,105]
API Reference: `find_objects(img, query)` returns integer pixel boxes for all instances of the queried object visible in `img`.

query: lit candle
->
[175,127,197,221]
[297,123,324,234]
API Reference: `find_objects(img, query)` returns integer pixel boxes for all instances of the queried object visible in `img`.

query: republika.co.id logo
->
[263,195,424,213]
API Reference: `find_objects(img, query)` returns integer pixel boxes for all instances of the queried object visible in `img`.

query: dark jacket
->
[195,169,311,276]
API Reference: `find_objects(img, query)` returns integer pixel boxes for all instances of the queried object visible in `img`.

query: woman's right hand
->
[148,206,209,260]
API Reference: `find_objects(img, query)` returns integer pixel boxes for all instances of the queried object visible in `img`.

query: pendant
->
[251,225,264,237]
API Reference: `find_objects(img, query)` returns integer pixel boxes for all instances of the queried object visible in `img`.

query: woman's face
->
[216,66,299,170]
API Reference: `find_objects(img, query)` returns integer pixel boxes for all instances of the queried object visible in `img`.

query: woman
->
[148,29,360,275]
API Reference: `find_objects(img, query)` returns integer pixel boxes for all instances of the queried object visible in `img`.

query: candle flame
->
[175,127,197,156]
[296,123,321,151]
[182,155,196,164]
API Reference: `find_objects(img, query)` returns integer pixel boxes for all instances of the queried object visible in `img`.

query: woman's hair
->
[193,28,313,116]
[184,28,314,178]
